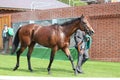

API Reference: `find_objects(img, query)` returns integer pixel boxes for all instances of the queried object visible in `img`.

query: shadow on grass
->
[0,66,13,71]
[0,66,73,74]
[0,66,30,73]
[34,67,73,73]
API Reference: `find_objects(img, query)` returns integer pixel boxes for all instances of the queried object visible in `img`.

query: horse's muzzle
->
[91,31,95,35]
[88,30,94,36]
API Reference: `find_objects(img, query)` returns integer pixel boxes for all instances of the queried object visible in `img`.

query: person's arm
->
[74,30,83,43]
[85,34,92,49]
[77,40,83,53]
[86,37,90,42]
[85,34,90,41]
[74,30,83,53]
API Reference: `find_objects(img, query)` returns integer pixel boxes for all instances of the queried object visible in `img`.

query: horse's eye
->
[82,21,86,24]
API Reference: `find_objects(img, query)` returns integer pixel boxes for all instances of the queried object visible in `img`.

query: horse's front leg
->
[62,48,75,73]
[47,46,58,74]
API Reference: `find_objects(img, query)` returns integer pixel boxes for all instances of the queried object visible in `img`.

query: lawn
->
[0,54,120,77]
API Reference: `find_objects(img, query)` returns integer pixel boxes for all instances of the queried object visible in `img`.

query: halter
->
[80,16,94,36]
[80,19,90,35]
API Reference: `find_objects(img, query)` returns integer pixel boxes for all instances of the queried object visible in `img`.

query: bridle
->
[81,20,90,35]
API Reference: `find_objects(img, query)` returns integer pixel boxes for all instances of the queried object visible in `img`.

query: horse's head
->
[78,15,95,36]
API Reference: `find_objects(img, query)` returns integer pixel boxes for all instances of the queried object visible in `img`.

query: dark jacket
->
[74,30,92,49]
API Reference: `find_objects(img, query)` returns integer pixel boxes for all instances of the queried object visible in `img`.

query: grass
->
[58,0,87,6]
[0,54,120,77]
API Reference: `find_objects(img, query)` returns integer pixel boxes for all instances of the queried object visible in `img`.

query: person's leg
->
[76,49,84,74]
[81,49,89,65]
[2,38,6,53]
[4,39,9,53]
[3,38,5,50]
[76,49,89,74]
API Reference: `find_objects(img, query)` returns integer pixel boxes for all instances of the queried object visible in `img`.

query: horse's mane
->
[52,23,59,26]
[60,17,81,26]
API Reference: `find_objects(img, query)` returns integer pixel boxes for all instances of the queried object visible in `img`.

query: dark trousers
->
[76,48,89,73]
[2,37,9,53]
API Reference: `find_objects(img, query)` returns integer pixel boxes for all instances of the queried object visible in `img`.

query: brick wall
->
[90,15,120,62]
[11,2,120,62]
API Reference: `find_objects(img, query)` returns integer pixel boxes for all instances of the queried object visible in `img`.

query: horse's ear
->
[78,14,84,21]
[78,17,81,20]
[81,14,84,19]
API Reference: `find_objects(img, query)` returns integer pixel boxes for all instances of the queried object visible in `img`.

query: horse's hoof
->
[73,68,75,71]
[13,66,19,71]
[13,68,16,71]
[48,71,51,75]
[29,68,33,72]
[74,70,78,76]
[13,68,18,71]
[30,70,33,72]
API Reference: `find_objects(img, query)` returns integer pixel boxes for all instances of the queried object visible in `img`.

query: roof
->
[0,0,70,11]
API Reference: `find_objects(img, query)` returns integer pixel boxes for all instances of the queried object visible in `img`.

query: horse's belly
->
[37,40,53,48]
[34,34,57,48]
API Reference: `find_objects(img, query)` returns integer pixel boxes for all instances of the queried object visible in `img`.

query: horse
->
[11,15,94,74]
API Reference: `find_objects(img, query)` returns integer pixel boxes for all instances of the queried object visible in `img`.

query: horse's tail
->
[11,27,21,55]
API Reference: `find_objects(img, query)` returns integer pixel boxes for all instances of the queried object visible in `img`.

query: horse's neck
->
[62,23,78,37]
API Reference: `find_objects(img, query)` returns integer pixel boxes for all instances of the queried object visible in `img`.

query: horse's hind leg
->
[13,46,27,71]
[27,42,35,72]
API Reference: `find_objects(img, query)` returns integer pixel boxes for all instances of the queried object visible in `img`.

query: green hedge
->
[18,47,78,61]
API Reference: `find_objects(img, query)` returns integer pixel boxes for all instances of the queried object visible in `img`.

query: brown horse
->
[11,15,94,74]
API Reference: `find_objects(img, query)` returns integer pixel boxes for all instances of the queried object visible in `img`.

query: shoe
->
[78,71,84,74]
[76,68,84,74]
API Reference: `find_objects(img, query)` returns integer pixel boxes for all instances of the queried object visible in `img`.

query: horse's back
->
[33,24,68,48]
